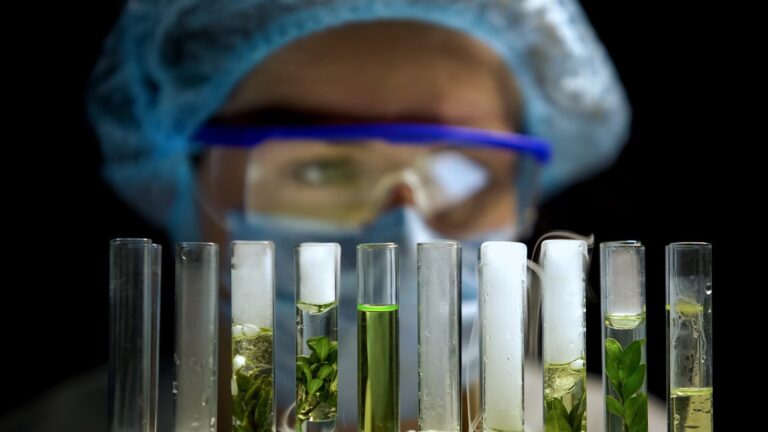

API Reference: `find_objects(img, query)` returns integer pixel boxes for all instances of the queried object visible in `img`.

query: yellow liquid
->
[604,312,646,330]
[666,301,704,316]
[671,387,713,432]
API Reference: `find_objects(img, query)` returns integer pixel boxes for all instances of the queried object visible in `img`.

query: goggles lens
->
[195,124,550,237]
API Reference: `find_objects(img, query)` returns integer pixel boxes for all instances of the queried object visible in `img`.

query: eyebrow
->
[209,106,453,127]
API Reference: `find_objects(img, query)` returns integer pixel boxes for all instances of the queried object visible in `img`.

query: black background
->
[5,1,738,429]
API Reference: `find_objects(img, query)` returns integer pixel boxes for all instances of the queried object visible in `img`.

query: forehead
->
[216,21,521,131]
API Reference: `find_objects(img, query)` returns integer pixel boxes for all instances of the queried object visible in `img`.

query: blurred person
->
[6,1,664,431]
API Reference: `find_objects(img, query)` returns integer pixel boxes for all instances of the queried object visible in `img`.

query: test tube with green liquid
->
[357,243,399,432]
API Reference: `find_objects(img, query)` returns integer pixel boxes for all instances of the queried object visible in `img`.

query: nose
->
[381,182,416,211]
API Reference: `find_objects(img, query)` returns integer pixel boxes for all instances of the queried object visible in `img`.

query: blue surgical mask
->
[227,206,517,427]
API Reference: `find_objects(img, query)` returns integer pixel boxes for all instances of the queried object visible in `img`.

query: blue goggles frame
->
[194,123,551,163]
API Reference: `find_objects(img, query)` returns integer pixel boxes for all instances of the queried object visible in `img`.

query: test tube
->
[108,238,161,432]
[417,242,461,432]
[601,241,647,432]
[230,241,275,431]
[540,240,587,432]
[174,242,219,432]
[666,243,713,432]
[479,241,527,432]
[296,243,340,431]
[357,243,399,432]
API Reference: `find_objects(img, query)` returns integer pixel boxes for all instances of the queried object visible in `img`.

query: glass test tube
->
[109,238,161,432]
[601,241,647,432]
[357,243,400,432]
[174,242,219,432]
[296,243,340,432]
[417,242,461,432]
[541,240,587,432]
[479,241,527,432]
[230,241,275,431]
[666,243,713,432]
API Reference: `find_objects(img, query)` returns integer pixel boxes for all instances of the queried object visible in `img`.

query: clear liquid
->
[297,302,338,430]
[231,326,273,431]
[544,359,586,432]
[671,387,713,432]
[417,287,460,432]
[669,301,712,388]
[357,306,399,432]
[604,312,647,432]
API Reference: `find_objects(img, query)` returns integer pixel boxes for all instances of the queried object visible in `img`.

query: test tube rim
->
[231,240,274,247]
[357,242,397,250]
[667,241,711,248]
[600,240,643,248]
[417,240,460,248]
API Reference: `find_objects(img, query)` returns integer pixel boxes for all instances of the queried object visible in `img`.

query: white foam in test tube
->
[231,241,274,330]
[298,242,339,305]
[479,241,527,431]
[541,239,587,365]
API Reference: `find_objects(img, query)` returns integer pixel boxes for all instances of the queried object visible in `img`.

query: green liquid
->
[544,360,586,432]
[357,305,399,432]
[671,387,713,432]
[232,328,273,432]
[604,312,647,432]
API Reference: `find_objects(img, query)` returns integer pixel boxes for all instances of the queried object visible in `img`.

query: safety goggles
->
[194,123,550,237]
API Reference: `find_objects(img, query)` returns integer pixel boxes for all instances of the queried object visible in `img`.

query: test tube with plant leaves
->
[541,240,587,432]
[230,241,275,432]
[601,241,648,432]
[295,243,340,431]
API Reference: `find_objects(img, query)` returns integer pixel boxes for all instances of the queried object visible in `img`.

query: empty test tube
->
[174,243,219,432]
[417,241,461,432]
[109,238,161,432]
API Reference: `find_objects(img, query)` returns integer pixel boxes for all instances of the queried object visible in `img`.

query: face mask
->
[227,206,518,427]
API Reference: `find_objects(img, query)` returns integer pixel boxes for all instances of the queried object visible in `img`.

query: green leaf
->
[629,418,648,432]
[296,355,311,368]
[605,338,622,383]
[619,339,644,381]
[254,376,273,432]
[317,364,334,380]
[622,364,646,401]
[569,393,586,431]
[308,378,324,395]
[296,365,312,385]
[545,410,573,432]
[606,396,624,417]
[307,336,331,361]
[625,393,647,429]
[548,397,569,420]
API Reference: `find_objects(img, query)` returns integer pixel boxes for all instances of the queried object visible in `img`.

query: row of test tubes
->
[108,239,713,432]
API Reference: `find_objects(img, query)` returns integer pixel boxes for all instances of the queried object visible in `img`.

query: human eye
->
[291,158,360,186]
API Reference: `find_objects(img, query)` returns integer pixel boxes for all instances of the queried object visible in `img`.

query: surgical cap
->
[89,0,630,241]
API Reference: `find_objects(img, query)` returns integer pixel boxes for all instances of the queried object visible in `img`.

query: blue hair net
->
[89,0,630,240]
